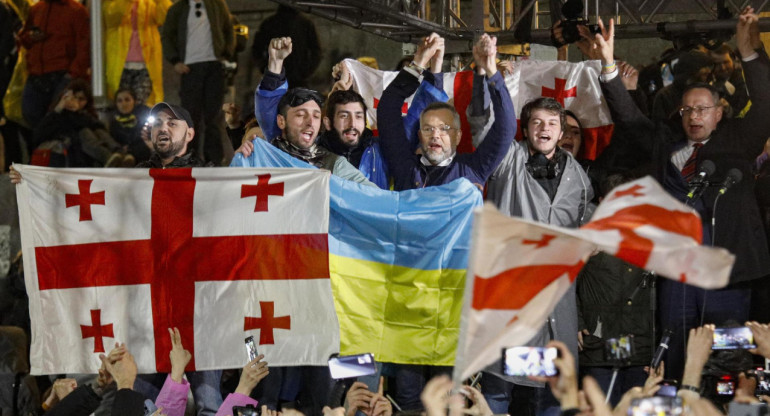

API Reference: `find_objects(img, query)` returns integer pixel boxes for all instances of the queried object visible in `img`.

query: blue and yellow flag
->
[232,140,482,365]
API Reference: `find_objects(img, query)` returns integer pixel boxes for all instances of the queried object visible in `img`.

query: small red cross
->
[241,174,285,212]
[80,309,114,353]
[522,234,556,248]
[612,184,645,199]
[65,180,106,221]
[244,301,291,345]
[373,97,408,115]
[542,78,577,106]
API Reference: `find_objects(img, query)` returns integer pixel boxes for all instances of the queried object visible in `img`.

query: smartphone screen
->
[717,381,735,396]
[502,346,558,377]
[628,396,684,416]
[655,384,678,398]
[712,327,756,350]
[605,335,635,363]
[328,353,376,379]
[245,336,258,362]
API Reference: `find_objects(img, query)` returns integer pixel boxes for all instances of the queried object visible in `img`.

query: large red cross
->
[80,309,114,353]
[241,174,285,212]
[65,179,105,221]
[35,169,330,372]
[541,78,577,107]
[244,301,291,345]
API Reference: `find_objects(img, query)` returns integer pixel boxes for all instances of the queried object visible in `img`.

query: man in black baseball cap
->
[137,102,211,168]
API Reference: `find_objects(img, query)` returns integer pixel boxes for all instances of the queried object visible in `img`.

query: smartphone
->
[245,336,258,362]
[328,353,376,380]
[143,399,158,416]
[502,346,558,377]
[628,396,684,416]
[752,369,770,396]
[232,405,260,416]
[605,335,635,364]
[655,380,679,398]
[713,327,757,350]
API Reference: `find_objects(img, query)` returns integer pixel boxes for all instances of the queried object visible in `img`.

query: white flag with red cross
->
[454,176,735,381]
[345,58,613,159]
[15,165,338,374]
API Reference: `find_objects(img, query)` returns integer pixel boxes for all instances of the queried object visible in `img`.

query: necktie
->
[681,143,703,182]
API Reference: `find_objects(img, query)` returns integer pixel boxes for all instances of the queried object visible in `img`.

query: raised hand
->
[100,348,138,390]
[235,354,269,396]
[736,6,760,58]
[168,327,192,383]
[472,33,498,77]
[748,321,770,358]
[345,381,375,416]
[429,34,445,73]
[593,18,615,68]
[268,37,293,74]
[618,61,639,90]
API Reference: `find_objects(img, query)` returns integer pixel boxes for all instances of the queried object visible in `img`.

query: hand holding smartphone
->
[502,346,558,377]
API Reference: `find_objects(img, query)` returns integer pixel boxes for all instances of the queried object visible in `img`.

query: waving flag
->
[232,139,482,366]
[454,177,735,381]
[345,58,613,159]
[16,165,338,374]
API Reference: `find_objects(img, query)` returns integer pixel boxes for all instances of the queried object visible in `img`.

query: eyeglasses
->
[195,2,202,18]
[678,105,716,117]
[284,88,325,108]
[420,124,455,135]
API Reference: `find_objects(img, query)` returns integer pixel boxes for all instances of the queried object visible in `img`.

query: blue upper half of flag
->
[231,139,482,271]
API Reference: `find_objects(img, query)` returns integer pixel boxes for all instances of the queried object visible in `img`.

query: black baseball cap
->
[150,102,194,128]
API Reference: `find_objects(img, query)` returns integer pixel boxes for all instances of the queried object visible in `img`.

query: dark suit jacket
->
[600,51,770,285]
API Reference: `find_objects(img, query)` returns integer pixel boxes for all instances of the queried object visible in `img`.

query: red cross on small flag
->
[541,78,577,106]
[16,165,338,374]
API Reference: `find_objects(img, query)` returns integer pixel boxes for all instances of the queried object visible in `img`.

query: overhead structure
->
[266,0,770,47]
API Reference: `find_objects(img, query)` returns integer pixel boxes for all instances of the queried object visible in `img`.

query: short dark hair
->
[682,82,721,105]
[278,88,325,118]
[52,78,95,117]
[325,90,367,122]
[420,101,460,129]
[521,97,565,133]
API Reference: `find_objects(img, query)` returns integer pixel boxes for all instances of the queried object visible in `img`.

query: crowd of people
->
[2,0,770,415]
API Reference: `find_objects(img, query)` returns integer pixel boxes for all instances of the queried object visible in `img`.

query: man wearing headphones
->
[477,96,594,414]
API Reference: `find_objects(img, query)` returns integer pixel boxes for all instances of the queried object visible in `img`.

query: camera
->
[556,0,600,46]
[502,346,558,377]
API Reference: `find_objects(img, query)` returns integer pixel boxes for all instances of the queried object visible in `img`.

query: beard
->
[332,127,363,148]
[153,130,188,159]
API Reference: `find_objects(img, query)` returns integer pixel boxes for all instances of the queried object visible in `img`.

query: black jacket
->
[136,151,211,168]
[577,253,653,367]
[600,50,770,285]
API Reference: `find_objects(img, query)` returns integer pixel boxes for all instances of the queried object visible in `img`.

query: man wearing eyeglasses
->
[595,7,770,381]
[161,0,234,166]
[377,33,515,191]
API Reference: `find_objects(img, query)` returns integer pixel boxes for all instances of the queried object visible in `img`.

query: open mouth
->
[300,131,315,142]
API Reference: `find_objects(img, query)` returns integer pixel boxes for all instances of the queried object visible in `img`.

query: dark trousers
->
[580,366,647,407]
[179,61,225,165]
[21,71,70,127]
[657,279,751,380]
[251,365,334,416]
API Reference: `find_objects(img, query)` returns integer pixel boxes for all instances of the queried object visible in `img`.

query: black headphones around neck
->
[526,152,561,179]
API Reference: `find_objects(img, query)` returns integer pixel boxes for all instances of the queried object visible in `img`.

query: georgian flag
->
[454,176,735,381]
[344,58,613,159]
[15,165,338,374]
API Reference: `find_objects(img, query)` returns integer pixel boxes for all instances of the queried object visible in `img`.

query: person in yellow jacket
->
[103,0,171,107]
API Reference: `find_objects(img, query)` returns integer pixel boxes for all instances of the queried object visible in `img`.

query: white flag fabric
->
[454,176,735,381]
[15,164,339,374]
[345,58,613,158]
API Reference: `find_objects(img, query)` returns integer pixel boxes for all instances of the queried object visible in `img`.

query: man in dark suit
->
[591,7,770,380]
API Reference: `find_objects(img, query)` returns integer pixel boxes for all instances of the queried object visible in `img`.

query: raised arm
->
[254,37,292,142]
[468,34,515,180]
[377,33,444,180]
[732,6,770,156]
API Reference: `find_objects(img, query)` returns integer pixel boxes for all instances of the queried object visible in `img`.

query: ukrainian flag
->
[232,139,481,365]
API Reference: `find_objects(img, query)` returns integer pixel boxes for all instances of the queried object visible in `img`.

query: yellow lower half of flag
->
[329,254,466,366]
